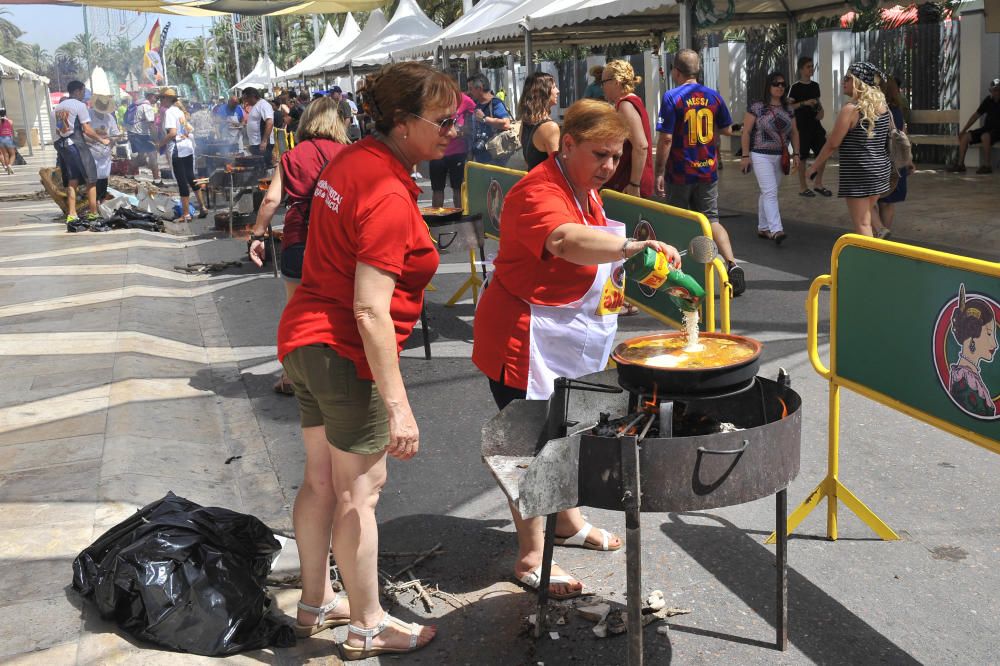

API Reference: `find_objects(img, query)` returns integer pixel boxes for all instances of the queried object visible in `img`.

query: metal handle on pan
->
[697,439,749,456]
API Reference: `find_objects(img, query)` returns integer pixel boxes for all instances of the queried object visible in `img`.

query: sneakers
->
[727,262,746,297]
[84,212,102,222]
[975,166,993,174]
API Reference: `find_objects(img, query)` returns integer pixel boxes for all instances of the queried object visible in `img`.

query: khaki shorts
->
[282,344,389,455]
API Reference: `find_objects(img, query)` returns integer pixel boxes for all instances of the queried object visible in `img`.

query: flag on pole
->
[143,19,163,85]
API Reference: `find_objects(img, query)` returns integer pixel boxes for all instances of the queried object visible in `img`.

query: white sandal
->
[293,592,350,637]
[553,521,622,551]
[340,612,433,660]
[515,562,584,600]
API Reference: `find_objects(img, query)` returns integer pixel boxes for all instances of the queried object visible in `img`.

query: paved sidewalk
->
[1,150,997,665]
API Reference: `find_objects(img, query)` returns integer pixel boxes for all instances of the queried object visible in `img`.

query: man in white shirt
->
[54,80,109,225]
[127,91,162,186]
[242,87,274,168]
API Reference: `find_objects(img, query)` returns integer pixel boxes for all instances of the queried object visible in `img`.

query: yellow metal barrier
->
[769,234,1000,543]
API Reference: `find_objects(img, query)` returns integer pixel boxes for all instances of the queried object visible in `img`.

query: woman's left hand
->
[623,184,641,197]
[627,239,682,269]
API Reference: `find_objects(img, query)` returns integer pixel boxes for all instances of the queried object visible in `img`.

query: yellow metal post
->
[445,248,484,307]
[827,382,840,540]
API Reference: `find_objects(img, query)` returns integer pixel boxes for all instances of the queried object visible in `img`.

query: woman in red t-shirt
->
[249,97,350,394]
[472,99,680,600]
[276,63,459,659]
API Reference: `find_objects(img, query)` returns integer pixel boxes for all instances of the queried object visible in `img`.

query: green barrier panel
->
[775,235,999,545]
[601,190,715,331]
[464,161,527,240]
[834,242,1000,446]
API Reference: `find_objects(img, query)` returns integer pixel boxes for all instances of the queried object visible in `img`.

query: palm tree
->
[0,9,24,47]
[28,43,50,74]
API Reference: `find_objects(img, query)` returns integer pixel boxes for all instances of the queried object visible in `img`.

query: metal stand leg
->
[267,223,279,279]
[621,435,643,666]
[534,513,558,638]
[776,488,788,651]
[227,174,234,238]
[419,304,431,360]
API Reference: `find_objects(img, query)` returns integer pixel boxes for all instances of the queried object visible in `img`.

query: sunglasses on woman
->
[412,113,459,135]
[771,81,787,88]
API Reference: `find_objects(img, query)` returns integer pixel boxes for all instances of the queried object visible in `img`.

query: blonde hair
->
[847,73,887,138]
[296,97,349,144]
[560,98,628,148]
[603,60,642,95]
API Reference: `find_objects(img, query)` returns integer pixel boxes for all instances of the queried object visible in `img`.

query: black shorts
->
[281,242,305,281]
[429,153,466,191]
[798,123,827,158]
[969,128,997,146]
[56,143,93,185]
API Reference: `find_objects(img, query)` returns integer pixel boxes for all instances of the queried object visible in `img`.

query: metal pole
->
[348,64,356,95]
[33,80,45,147]
[776,488,788,650]
[82,8,94,81]
[231,15,242,82]
[262,16,270,93]
[312,15,321,49]
[621,435,643,666]
[786,20,797,80]
[523,26,534,76]
[678,0,691,51]
[44,84,54,146]
[17,75,34,156]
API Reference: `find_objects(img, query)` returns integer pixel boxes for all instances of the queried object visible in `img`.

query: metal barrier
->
[770,234,1000,543]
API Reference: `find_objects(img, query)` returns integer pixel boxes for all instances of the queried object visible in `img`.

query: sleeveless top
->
[606,94,654,197]
[521,119,556,170]
[838,109,892,198]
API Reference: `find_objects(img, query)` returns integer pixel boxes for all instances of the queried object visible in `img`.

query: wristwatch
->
[621,237,636,259]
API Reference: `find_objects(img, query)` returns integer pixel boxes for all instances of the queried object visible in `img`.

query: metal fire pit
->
[481,367,801,664]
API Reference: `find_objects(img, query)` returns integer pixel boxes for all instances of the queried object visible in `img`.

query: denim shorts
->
[0,136,14,148]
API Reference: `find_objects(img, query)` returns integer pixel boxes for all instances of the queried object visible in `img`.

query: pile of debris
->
[526,590,692,641]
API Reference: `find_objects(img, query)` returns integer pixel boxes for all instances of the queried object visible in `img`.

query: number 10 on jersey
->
[684,108,715,146]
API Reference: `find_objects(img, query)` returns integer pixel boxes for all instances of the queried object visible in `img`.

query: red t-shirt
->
[472,155,608,391]
[280,138,346,247]
[277,137,439,380]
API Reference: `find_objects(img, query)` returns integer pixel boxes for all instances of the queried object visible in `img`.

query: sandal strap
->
[297,592,342,624]
[347,613,418,651]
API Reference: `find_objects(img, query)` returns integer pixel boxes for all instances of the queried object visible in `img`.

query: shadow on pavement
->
[661,512,921,665]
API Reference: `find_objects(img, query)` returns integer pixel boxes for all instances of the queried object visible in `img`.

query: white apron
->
[525,163,626,399]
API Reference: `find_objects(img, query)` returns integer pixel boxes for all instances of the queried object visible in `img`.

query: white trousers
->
[751,151,784,234]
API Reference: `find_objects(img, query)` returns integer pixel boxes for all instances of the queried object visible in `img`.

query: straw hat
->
[159,87,178,99]
[92,95,114,113]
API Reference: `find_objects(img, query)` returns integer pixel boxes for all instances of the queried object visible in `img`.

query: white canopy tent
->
[304,9,389,77]
[393,0,528,60]
[277,15,362,84]
[231,55,286,91]
[0,54,52,156]
[346,0,444,67]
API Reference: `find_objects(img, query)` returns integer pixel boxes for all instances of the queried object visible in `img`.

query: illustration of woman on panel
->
[949,285,998,418]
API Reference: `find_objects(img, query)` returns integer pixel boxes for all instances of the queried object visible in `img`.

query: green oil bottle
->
[623,247,705,312]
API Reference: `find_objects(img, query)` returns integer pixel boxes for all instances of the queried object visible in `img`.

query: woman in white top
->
[157,88,206,221]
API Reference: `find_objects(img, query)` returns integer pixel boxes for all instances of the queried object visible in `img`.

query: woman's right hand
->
[740,155,751,174]
[248,239,266,267]
[387,405,419,460]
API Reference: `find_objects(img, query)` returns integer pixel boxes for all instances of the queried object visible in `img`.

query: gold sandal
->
[293,593,350,638]
[339,612,434,660]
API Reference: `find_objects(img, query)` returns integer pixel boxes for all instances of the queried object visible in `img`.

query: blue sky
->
[4,6,214,54]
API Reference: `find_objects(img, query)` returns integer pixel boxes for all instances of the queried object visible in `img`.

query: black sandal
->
[757,230,773,239]
[814,186,833,197]
[799,189,816,197]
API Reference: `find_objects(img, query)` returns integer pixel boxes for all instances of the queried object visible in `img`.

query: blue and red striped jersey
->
[656,83,733,184]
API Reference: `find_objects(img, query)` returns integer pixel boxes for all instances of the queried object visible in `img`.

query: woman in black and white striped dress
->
[807,62,891,236]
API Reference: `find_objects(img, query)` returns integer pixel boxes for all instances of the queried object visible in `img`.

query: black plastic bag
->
[72,492,295,656]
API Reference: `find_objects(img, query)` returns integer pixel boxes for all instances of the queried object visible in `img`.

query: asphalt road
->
[197,204,1000,665]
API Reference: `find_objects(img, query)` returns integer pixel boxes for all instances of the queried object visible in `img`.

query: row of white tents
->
[0,54,53,156]
[270,0,867,91]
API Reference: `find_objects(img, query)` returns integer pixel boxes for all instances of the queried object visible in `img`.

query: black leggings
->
[488,367,527,411]
[171,153,199,198]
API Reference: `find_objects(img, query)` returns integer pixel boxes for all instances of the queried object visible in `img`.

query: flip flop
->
[515,563,584,600]
[293,594,350,638]
[339,612,434,660]
[554,522,622,551]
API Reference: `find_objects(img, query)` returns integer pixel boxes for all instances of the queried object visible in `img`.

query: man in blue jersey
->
[654,49,745,296]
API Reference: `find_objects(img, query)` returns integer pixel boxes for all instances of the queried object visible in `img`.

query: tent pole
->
[262,16,271,93]
[571,45,580,103]
[17,75,33,156]
[44,83,54,146]
[231,16,242,82]
[678,0,691,51]
[349,64,356,95]
[523,26,534,76]
[787,19,797,80]
[34,80,45,147]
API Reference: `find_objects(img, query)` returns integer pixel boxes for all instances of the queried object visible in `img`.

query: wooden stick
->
[392,542,444,579]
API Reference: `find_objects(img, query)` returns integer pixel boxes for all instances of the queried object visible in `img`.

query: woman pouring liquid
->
[472,99,681,600]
